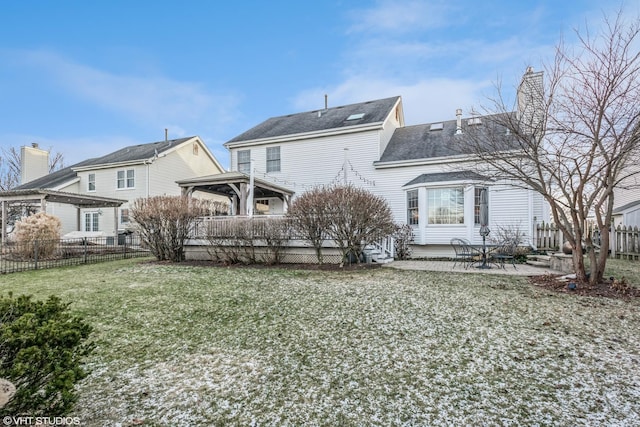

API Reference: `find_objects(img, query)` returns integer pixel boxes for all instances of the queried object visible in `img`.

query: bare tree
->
[0,148,21,191]
[460,10,640,285]
[0,146,65,191]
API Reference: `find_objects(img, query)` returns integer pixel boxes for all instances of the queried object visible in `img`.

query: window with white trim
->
[474,187,487,225]
[85,212,99,232]
[117,169,135,189]
[407,189,419,225]
[88,173,96,192]
[427,187,464,224]
[237,150,251,174]
[120,208,130,224]
[266,147,281,172]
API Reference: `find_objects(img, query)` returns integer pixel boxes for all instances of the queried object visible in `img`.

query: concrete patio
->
[384,260,564,276]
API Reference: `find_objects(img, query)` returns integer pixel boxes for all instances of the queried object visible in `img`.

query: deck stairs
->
[364,236,395,264]
[526,254,551,268]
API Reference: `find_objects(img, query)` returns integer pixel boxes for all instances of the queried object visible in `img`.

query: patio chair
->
[450,238,476,269]
[491,240,517,269]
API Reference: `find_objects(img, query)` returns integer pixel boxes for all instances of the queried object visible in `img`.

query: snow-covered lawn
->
[4,259,639,426]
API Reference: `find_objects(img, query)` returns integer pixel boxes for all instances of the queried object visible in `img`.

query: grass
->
[1,258,639,426]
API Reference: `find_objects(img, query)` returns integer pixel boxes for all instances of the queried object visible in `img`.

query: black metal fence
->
[1,235,151,274]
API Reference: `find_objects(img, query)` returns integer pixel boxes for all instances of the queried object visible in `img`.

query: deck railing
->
[192,215,305,240]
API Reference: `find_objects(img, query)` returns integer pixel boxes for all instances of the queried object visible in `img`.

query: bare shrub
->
[205,218,253,265]
[393,224,414,260]
[325,185,395,264]
[13,212,62,260]
[260,219,291,264]
[131,196,210,262]
[287,187,331,264]
[288,185,395,265]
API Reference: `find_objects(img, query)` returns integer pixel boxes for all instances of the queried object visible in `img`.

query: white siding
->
[614,164,640,210]
[230,130,381,196]
[149,140,223,197]
[46,202,78,236]
[227,121,547,255]
[70,139,224,234]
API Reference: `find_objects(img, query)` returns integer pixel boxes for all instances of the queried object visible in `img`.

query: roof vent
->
[346,113,365,121]
[467,117,482,126]
[430,122,444,131]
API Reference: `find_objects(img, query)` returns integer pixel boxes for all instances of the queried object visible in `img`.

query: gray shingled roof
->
[14,159,94,190]
[225,97,400,144]
[404,171,492,187]
[380,114,514,163]
[15,137,195,190]
[77,137,194,167]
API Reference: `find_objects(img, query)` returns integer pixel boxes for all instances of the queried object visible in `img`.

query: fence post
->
[610,225,617,259]
[83,237,88,264]
[34,239,39,270]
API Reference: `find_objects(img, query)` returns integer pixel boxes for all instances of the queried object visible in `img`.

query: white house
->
[182,71,549,257]
[613,163,640,228]
[1,136,224,239]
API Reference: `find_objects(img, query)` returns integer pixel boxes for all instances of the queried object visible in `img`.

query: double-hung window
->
[120,208,130,224]
[474,187,488,225]
[237,150,251,174]
[407,189,419,225]
[117,169,135,189]
[427,187,464,224]
[88,173,96,192]
[266,147,281,172]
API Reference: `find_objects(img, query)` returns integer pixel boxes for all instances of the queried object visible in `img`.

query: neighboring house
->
[1,136,224,238]
[210,70,549,257]
[613,163,640,228]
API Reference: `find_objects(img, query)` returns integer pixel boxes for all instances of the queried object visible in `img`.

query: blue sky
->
[0,0,633,169]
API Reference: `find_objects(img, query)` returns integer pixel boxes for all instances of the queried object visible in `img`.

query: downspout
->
[146,161,150,198]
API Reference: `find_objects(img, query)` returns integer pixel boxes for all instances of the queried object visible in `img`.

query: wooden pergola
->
[0,189,127,243]
[177,171,294,215]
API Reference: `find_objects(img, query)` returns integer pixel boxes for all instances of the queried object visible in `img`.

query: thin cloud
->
[14,50,239,131]
[347,0,452,34]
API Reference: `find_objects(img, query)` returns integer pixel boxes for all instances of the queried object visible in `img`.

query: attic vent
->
[467,117,482,126]
[346,113,365,121]
[430,122,444,131]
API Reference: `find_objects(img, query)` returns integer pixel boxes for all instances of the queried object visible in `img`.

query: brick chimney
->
[20,143,50,185]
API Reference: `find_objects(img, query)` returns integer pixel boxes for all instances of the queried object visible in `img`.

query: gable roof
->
[75,136,196,169]
[15,136,221,191]
[378,113,515,164]
[225,96,401,145]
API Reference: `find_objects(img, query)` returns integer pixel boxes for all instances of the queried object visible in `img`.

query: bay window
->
[427,187,464,224]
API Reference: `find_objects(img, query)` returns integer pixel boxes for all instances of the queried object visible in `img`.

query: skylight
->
[346,113,365,121]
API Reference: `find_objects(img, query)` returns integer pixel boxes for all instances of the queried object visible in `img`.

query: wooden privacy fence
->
[534,223,639,260]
